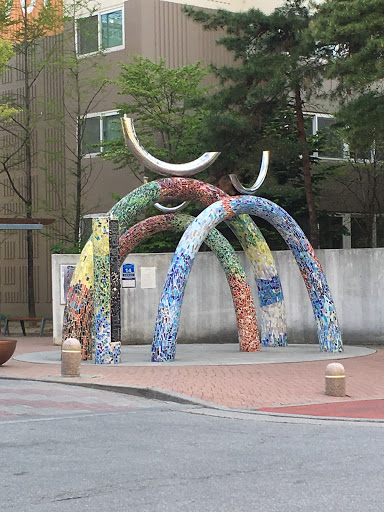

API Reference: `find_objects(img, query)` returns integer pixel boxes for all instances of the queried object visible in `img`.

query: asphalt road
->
[1,379,384,512]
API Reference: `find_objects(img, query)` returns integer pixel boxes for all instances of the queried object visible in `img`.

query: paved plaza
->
[1,336,384,419]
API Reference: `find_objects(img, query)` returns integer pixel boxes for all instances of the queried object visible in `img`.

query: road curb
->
[2,374,384,423]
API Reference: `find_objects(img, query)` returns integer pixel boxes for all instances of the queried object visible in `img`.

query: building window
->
[82,112,121,155]
[76,8,123,56]
[308,113,384,163]
[307,113,345,160]
[320,213,384,249]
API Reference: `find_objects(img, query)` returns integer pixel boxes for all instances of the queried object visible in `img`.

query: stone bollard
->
[61,338,81,377]
[325,362,346,397]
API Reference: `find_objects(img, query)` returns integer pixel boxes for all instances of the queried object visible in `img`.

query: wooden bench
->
[4,317,51,337]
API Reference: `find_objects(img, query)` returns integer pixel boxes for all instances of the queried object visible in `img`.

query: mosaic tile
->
[109,219,121,347]
[120,213,260,352]
[256,276,284,307]
[152,196,343,361]
[93,217,121,365]
[63,178,287,359]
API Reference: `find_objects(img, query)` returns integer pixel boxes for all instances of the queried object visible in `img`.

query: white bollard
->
[325,362,346,397]
[61,337,81,377]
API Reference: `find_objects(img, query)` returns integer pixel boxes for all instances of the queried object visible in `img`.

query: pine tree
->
[313,0,384,247]
[312,0,384,94]
[184,0,326,248]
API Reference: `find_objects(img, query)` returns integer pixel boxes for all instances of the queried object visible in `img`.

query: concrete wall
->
[53,248,384,346]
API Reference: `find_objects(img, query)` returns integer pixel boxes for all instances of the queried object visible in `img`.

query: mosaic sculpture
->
[120,213,260,351]
[120,118,286,346]
[92,217,121,364]
[62,177,287,359]
[112,179,288,346]
[63,117,290,361]
[152,196,343,361]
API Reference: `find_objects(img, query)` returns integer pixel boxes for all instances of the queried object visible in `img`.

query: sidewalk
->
[1,336,384,420]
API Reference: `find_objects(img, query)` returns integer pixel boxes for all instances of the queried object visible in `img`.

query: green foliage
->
[131,227,183,254]
[184,1,324,231]
[0,39,12,68]
[130,202,212,253]
[0,38,16,120]
[102,56,213,178]
[312,0,384,93]
[335,92,384,159]
[50,241,83,254]
[311,0,384,248]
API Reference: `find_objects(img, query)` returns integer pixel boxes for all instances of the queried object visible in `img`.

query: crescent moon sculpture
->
[121,116,220,177]
[229,151,270,195]
[153,202,189,213]
[122,116,221,212]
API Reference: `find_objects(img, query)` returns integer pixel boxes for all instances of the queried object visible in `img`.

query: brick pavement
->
[0,379,167,420]
[1,336,384,418]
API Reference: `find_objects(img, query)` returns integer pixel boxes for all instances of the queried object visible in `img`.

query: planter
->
[0,339,17,365]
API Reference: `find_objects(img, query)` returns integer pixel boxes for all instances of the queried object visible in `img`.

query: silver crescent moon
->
[154,201,190,213]
[229,151,270,195]
[121,116,220,177]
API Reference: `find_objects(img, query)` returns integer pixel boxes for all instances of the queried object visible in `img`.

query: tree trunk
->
[295,86,319,249]
[24,13,36,317]
[75,110,82,249]
[26,229,35,317]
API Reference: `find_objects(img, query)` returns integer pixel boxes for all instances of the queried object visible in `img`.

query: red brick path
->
[1,337,384,417]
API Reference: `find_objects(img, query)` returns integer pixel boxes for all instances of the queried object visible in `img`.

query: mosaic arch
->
[120,213,260,352]
[63,178,287,358]
[152,196,343,362]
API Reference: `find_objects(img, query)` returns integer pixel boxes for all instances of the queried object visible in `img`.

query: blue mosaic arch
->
[152,196,343,362]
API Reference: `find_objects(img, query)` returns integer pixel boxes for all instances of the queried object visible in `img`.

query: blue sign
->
[123,263,135,274]
[122,263,136,288]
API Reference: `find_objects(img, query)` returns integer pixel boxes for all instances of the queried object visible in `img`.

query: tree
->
[317,93,384,247]
[312,0,384,247]
[102,56,213,177]
[312,0,384,95]
[0,39,16,120]
[0,38,15,254]
[0,0,62,316]
[100,56,215,253]
[184,0,326,248]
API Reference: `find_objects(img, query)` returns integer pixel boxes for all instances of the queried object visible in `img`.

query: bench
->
[4,317,51,337]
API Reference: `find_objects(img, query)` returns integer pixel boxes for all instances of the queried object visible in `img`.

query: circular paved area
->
[14,343,374,366]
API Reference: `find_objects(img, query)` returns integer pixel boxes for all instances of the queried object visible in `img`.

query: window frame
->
[323,212,383,249]
[307,112,384,164]
[81,110,120,157]
[305,112,348,161]
[75,7,125,57]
